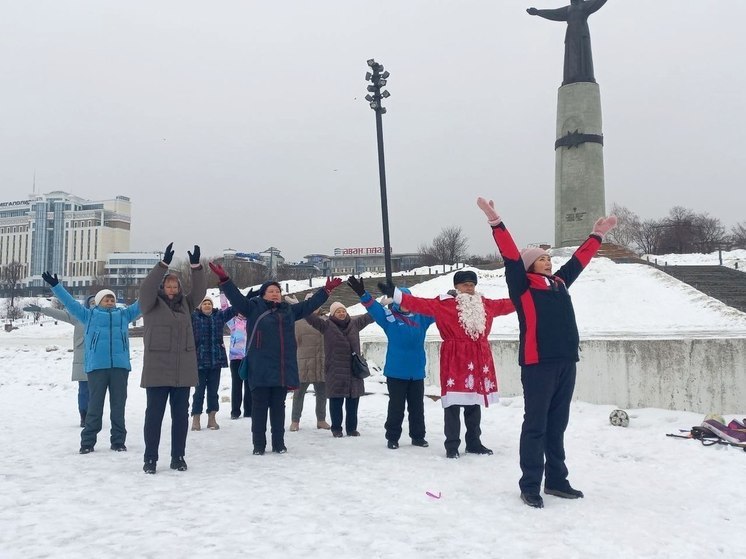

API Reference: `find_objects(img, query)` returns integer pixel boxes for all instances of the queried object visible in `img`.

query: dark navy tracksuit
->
[491,222,601,495]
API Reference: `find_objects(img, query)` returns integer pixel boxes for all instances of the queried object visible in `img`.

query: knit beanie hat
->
[199,296,214,306]
[520,247,551,272]
[329,302,346,316]
[259,281,281,298]
[453,270,478,286]
[94,289,116,306]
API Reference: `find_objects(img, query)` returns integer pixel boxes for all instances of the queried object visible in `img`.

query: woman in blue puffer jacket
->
[42,272,141,455]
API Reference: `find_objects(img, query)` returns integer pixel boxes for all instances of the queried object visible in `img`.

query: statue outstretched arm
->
[585,0,609,16]
[527,7,569,21]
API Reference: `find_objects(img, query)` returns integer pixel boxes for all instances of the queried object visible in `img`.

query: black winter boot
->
[79,445,94,454]
[170,456,187,471]
[544,485,584,499]
[143,460,156,474]
[521,493,544,508]
[79,411,87,428]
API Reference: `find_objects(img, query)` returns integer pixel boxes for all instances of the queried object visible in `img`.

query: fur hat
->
[520,247,551,272]
[94,289,116,306]
[329,302,346,316]
[453,270,478,286]
[284,295,299,304]
[259,281,281,298]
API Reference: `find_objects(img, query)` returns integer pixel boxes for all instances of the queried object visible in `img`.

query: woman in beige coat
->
[288,294,329,431]
[139,242,206,474]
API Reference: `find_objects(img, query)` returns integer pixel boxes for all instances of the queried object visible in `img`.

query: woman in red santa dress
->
[379,273,514,458]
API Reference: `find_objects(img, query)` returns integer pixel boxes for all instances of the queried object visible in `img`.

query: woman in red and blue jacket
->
[477,196,616,509]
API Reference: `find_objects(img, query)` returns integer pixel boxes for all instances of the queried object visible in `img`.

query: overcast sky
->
[0,1,743,262]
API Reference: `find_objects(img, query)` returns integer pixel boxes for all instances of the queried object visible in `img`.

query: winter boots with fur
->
[207,411,219,430]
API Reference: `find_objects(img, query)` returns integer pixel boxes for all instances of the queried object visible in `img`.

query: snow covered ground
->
[643,248,746,271]
[2,257,746,558]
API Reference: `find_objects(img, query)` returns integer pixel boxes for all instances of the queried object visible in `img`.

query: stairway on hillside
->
[653,265,746,313]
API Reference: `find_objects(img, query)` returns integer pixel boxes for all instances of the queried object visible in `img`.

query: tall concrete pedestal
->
[554,82,606,247]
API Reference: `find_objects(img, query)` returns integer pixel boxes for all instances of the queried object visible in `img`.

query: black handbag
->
[351,352,370,379]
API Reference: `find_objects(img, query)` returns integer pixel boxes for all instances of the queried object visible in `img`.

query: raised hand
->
[246,287,260,299]
[347,276,365,297]
[41,271,59,287]
[187,245,201,265]
[162,242,175,265]
[592,215,618,238]
[324,277,343,293]
[477,197,502,226]
[208,262,229,282]
[377,281,395,298]
[23,304,42,313]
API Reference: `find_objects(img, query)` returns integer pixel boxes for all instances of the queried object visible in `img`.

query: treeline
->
[606,204,746,255]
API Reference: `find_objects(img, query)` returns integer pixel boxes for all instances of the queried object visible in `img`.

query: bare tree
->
[1,261,25,318]
[731,222,746,249]
[692,214,727,253]
[419,226,469,265]
[634,219,665,255]
[605,203,640,252]
[464,252,503,266]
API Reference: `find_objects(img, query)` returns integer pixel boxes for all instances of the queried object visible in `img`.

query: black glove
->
[162,242,174,265]
[188,245,201,265]
[377,281,395,298]
[24,304,41,313]
[246,287,260,299]
[347,276,365,297]
[42,271,59,287]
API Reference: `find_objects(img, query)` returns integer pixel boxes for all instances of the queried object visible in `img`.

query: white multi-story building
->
[0,191,131,294]
[104,252,161,302]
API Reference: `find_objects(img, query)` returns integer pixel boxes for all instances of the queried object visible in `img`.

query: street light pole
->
[365,59,393,284]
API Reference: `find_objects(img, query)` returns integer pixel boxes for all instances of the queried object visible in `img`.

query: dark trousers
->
[77,380,89,414]
[329,397,359,434]
[192,367,221,415]
[519,360,577,494]
[230,359,251,417]
[81,368,129,447]
[443,404,482,453]
[290,382,327,423]
[143,386,190,462]
[251,386,287,451]
[385,377,425,442]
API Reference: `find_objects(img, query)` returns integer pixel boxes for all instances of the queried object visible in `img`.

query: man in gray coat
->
[139,243,206,474]
[25,295,96,427]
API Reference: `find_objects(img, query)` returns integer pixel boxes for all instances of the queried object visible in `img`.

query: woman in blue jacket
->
[348,277,434,450]
[42,272,141,454]
[209,262,342,455]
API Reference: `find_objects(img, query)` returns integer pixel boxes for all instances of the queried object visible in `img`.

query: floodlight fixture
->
[365,94,374,102]
[381,71,390,79]
[381,90,390,98]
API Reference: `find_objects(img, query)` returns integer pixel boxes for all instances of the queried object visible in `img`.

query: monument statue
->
[527,0,608,85]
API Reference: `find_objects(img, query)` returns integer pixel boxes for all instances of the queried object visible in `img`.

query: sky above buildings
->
[0,1,743,262]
